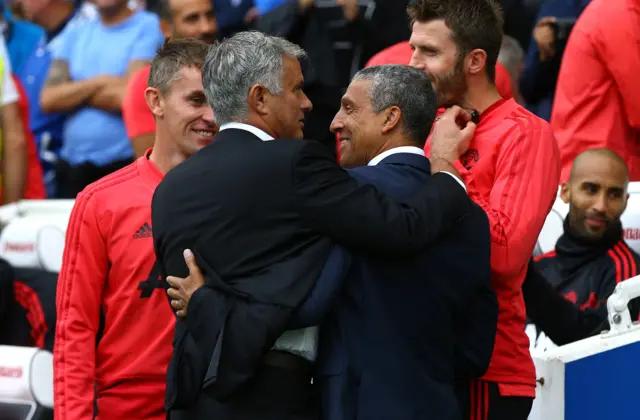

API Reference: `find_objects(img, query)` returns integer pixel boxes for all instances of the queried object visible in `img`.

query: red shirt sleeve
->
[467,118,560,282]
[122,66,155,138]
[596,2,640,129]
[54,190,109,420]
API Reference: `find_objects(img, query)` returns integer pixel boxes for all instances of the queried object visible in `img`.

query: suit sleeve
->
[293,140,471,254]
[466,122,560,282]
[289,245,351,329]
[597,4,640,129]
[453,209,497,378]
[523,260,606,346]
[54,191,108,420]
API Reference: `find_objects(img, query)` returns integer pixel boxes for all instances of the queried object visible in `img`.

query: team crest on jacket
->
[460,149,480,170]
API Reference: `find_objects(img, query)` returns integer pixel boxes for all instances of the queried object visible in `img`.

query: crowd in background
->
[0,0,637,203]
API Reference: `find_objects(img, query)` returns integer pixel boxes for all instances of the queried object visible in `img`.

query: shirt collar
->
[219,122,274,141]
[368,146,425,166]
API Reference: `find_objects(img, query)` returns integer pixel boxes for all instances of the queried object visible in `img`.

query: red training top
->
[551,0,640,181]
[425,98,560,396]
[11,74,46,200]
[123,65,155,140]
[54,149,174,420]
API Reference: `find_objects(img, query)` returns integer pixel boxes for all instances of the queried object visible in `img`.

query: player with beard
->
[526,148,640,346]
[123,0,218,157]
[405,0,561,419]
[54,39,216,420]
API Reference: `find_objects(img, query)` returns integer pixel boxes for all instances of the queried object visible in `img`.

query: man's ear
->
[247,84,270,117]
[560,182,571,204]
[466,49,487,77]
[144,87,164,118]
[381,106,402,134]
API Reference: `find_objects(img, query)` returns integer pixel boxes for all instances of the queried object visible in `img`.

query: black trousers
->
[168,364,318,420]
[456,379,534,420]
[55,157,132,198]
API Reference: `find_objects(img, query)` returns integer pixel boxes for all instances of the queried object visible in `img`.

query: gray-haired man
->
[152,31,476,419]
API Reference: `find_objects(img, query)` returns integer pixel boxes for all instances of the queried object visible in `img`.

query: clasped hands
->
[166,249,205,318]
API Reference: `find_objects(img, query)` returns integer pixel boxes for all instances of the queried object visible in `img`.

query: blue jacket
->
[296,152,496,420]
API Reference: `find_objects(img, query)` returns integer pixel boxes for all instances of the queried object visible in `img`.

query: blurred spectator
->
[254,0,285,15]
[519,0,590,120]
[365,40,516,100]
[500,0,544,50]
[0,34,28,204]
[40,0,163,198]
[498,35,525,104]
[12,74,46,200]
[213,0,253,38]
[1,3,44,76]
[551,0,640,182]
[15,0,95,198]
[257,0,411,154]
[525,149,640,346]
[124,0,217,157]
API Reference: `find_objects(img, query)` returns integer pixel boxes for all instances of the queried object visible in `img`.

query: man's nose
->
[301,93,313,112]
[409,50,424,70]
[202,106,215,124]
[329,114,343,134]
[592,193,608,213]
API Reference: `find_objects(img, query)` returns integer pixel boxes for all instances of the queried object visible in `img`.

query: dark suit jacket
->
[306,153,496,420]
[151,129,472,411]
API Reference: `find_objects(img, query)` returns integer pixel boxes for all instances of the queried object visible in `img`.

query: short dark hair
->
[353,64,437,146]
[148,38,211,93]
[407,0,503,81]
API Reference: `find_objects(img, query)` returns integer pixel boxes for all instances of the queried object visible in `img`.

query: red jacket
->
[54,150,174,420]
[551,0,640,181]
[9,75,45,200]
[425,99,560,396]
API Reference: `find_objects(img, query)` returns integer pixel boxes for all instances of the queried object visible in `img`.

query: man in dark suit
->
[302,65,495,420]
[152,32,477,419]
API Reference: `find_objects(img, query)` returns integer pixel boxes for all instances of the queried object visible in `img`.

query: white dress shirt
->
[219,122,319,362]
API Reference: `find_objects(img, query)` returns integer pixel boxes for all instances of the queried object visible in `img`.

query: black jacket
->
[151,129,472,412]
[524,219,640,345]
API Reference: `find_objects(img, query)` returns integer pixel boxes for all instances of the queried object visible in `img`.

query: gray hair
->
[352,65,437,145]
[498,35,525,83]
[202,31,307,125]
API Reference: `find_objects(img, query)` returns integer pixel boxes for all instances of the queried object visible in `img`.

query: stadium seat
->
[0,345,53,419]
[0,200,73,272]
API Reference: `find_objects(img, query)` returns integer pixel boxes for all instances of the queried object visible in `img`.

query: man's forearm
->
[89,80,128,112]
[41,79,102,113]
[2,103,27,203]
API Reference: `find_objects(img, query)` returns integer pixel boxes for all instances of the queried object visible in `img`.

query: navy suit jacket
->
[296,152,496,420]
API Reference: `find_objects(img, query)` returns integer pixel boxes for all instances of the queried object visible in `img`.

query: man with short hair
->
[40,0,164,198]
[318,64,496,420]
[123,0,218,157]
[54,38,214,420]
[152,31,475,419]
[408,0,561,418]
[526,148,640,346]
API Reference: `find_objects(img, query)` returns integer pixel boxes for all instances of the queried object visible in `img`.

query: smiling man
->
[123,0,218,157]
[54,38,215,420]
[531,148,640,343]
[407,1,561,418]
